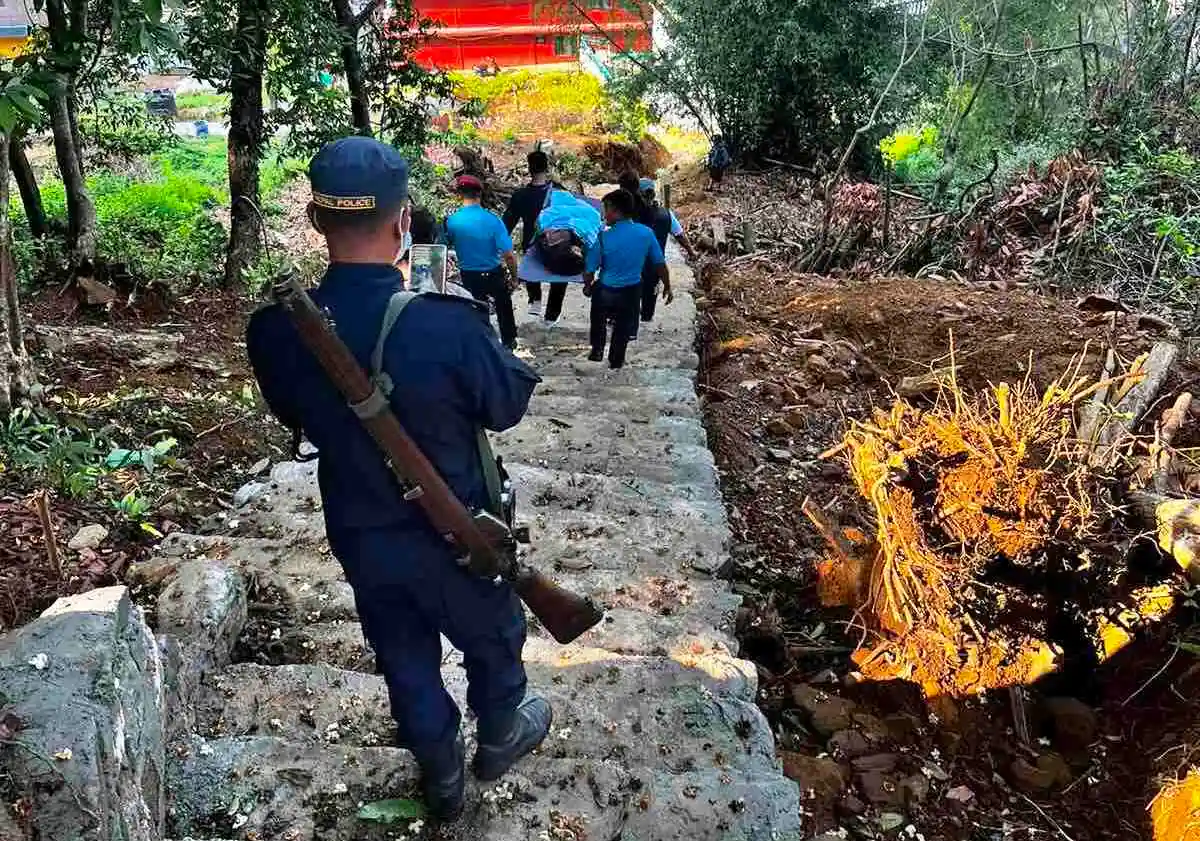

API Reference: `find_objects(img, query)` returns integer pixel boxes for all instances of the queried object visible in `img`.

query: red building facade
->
[411,0,651,70]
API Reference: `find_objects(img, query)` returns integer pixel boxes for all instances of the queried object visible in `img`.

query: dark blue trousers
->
[326,525,527,764]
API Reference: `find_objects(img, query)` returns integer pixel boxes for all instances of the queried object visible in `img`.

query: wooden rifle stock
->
[271,272,603,645]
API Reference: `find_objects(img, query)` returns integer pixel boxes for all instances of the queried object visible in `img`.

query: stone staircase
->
[157,252,803,840]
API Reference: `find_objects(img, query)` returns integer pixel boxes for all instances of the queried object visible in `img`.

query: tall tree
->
[331,0,385,135]
[0,128,34,416]
[41,0,97,270]
[9,133,47,240]
[226,0,269,285]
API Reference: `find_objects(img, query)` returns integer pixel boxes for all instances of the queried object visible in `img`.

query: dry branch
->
[1088,341,1178,463]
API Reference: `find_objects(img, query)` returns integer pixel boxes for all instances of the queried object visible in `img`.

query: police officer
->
[246,137,552,821]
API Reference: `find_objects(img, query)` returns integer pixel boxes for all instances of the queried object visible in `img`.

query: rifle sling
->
[367,290,505,517]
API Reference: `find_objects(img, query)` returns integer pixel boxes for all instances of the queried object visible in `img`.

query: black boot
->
[473,696,553,782]
[419,732,466,822]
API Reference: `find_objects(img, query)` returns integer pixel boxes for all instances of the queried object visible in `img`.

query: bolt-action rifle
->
[271,269,604,645]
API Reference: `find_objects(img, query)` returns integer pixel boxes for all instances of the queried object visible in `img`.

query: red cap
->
[455,174,483,191]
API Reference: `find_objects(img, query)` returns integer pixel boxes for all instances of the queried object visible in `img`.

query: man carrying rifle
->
[246,136,552,821]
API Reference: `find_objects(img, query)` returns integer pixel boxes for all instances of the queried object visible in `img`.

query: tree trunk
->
[225,0,269,287]
[332,0,372,135]
[0,131,35,417]
[47,79,97,269]
[10,135,46,239]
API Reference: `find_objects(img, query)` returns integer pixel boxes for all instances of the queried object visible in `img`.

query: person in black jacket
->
[502,149,568,320]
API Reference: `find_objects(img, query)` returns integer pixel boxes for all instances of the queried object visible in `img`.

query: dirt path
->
[150,249,803,840]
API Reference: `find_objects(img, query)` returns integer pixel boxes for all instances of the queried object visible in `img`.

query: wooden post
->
[741,219,756,254]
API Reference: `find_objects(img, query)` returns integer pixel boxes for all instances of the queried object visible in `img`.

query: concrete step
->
[493,411,708,451]
[197,650,777,777]
[168,735,799,841]
[157,525,735,646]
[244,584,740,672]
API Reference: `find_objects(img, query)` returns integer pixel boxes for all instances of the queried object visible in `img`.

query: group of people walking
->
[427,149,696,369]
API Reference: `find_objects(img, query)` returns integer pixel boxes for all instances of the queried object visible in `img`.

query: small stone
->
[1042,697,1097,752]
[26,653,49,671]
[852,753,899,774]
[945,785,975,803]
[839,793,868,816]
[828,729,872,758]
[765,417,795,437]
[822,368,851,388]
[878,812,906,832]
[857,770,905,808]
[851,713,891,744]
[1010,753,1072,792]
[233,481,269,508]
[806,391,830,408]
[67,524,109,551]
[792,685,856,736]
[767,448,793,463]
[780,752,847,806]
[901,773,930,805]
[1076,293,1128,313]
[806,355,832,374]
[249,457,271,475]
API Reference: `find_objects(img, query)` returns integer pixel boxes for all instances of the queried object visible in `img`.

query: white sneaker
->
[528,302,543,317]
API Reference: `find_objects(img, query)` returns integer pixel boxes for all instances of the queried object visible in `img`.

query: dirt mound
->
[584,135,671,179]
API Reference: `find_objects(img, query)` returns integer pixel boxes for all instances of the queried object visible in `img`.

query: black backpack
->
[535,228,587,276]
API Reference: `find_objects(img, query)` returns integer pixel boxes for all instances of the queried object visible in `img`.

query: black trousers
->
[462,268,517,349]
[589,284,640,369]
[524,282,569,321]
[640,275,659,323]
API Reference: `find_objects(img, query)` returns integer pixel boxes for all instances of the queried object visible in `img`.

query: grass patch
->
[449,69,643,141]
[13,137,306,287]
[176,90,230,121]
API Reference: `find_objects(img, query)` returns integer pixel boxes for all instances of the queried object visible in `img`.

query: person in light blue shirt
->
[444,175,520,348]
[582,189,670,369]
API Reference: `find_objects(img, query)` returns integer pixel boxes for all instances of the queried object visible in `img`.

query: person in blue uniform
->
[583,188,670,369]
[246,137,552,822]
[444,174,520,349]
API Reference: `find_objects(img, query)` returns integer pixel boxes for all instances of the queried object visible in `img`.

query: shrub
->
[880,126,942,183]
[80,91,177,161]
[624,0,904,163]
[175,90,230,120]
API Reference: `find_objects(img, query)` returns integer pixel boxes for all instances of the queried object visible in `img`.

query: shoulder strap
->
[371,291,419,397]
[541,184,554,211]
[370,288,506,517]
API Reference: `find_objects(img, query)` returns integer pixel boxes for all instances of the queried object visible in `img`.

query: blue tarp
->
[518,190,604,284]
[537,189,603,247]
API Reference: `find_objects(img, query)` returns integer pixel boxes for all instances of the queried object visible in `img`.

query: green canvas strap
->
[370,291,419,397]
[370,290,504,516]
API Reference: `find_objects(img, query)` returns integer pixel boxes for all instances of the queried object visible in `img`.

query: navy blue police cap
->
[309,136,409,213]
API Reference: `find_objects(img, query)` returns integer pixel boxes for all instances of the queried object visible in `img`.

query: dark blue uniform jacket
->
[246,263,540,542]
